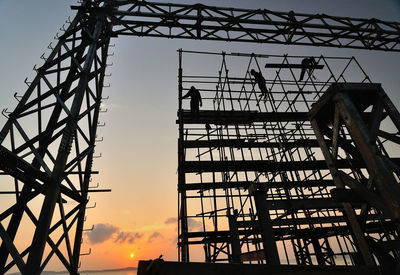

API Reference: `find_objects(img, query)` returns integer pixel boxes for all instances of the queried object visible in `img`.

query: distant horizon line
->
[79,266,138,273]
[8,266,137,275]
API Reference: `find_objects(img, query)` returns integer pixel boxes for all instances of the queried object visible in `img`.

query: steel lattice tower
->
[0,1,400,274]
[0,1,113,274]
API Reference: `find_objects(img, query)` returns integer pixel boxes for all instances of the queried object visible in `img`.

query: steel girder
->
[99,1,400,51]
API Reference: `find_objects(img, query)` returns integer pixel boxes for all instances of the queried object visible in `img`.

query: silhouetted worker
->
[299,57,317,81]
[182,86,202,117]
[250,69,267,98]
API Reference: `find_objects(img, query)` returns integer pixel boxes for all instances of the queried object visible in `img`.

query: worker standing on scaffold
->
[182,86,202,117]
[250,69,268,99]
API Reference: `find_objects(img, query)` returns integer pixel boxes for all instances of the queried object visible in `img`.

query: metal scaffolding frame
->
[177,50,400,271]
[0,0,399,273]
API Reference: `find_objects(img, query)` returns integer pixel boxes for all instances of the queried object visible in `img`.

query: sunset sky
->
[1,0,400,272]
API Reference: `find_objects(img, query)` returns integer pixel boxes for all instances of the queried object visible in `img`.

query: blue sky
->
[0,0,400,271]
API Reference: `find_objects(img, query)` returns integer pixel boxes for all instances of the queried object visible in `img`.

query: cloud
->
[165,217,202,230]
[164,217,176,225]
[148,232,163,243]
[114,232,143,244]
[188,218,203,231]
[84,223,145,245]
[86,223,119,245]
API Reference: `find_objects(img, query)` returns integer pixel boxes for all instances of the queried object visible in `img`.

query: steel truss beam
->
[100,1,400,51]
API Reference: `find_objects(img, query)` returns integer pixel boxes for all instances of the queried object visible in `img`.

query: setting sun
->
[130,253,135,259]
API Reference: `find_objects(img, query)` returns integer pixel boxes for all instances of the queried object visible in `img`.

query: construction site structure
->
[177,50,400,273]
[0,1,399,274]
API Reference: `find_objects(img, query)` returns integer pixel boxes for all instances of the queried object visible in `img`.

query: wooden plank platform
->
[182,158,400,173]
[177,110,380,125]
[182,139,324,149]
[177,111,308,125]
[183,220,393,240]
[180,179,335,191]
[264,63,324,69]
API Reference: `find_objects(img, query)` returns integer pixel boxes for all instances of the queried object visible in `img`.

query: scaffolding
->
[177,50,400,269]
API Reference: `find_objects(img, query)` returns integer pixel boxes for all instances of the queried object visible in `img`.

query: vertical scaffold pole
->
[178,49,189,262]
